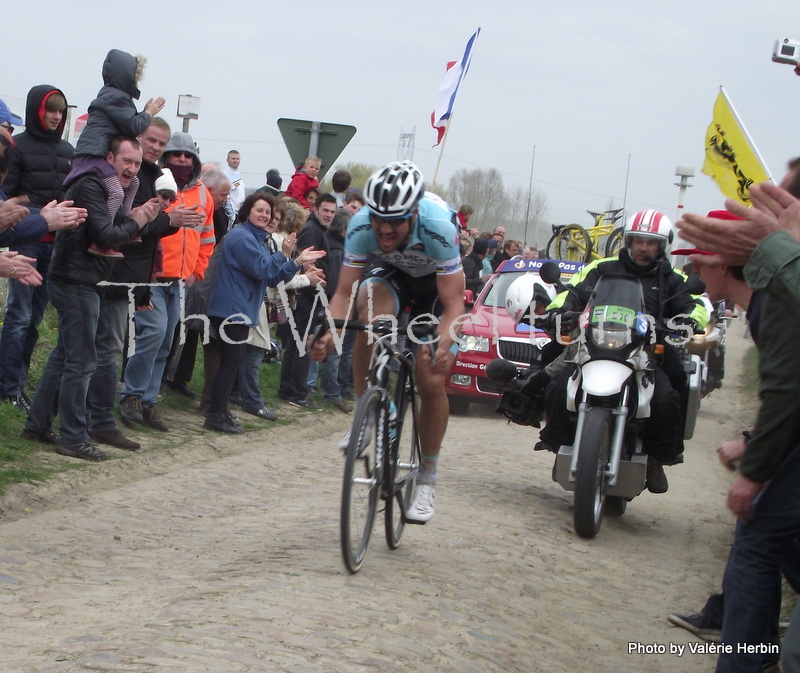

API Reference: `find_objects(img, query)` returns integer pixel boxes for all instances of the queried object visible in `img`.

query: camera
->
[772,38,800,65]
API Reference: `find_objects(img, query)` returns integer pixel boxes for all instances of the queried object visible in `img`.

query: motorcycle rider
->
[532,210,708,493]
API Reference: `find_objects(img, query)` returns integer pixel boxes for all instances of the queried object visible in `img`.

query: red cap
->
[706,209,744,221]
[671,248,715,256]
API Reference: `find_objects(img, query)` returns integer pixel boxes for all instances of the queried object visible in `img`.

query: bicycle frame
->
[333,316,429,572]
[368,330,421,508]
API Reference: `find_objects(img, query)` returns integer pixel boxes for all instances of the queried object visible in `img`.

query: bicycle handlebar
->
[310,313,439,364]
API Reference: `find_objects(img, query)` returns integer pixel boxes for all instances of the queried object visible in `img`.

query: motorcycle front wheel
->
[573,407,611,538]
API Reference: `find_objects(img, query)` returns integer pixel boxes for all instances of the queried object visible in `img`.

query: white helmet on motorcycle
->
[623,210,674,257]
[364,161,425,218]
[505,273,558,325]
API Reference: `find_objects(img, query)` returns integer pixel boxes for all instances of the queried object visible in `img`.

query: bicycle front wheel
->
[385,364,420,549]
[544,230,561,260]
[554,224,593,262]
[340,387,382,573]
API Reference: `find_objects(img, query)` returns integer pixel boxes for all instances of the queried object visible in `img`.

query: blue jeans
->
[87,296,129,432]
[319,350,342,403]
[25,280,99,445]
[337,327,356,395]
[716,444,800,672]
[307,360,318,389]
[239,343,266,412]
[121,282,181,407]
[0,241,52,396]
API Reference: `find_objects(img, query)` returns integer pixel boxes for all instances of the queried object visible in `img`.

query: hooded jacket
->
[3,85,73,208]
[284,168,318,210]
[158,133,215,280]
[74,49,152,158]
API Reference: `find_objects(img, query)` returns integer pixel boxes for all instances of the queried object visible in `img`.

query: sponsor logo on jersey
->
[420,223,451,249]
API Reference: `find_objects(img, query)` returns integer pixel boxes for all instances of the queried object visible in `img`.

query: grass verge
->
[0,305,331,496]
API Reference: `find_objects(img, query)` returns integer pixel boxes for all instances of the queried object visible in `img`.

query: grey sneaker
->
[119,396,144,425]
[56,441,108,462]
[406,484,435,524]
[667,612,721,642]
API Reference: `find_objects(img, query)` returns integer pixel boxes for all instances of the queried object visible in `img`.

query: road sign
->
[277,118,357,179]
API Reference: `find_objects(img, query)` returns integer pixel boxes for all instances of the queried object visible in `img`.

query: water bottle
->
[388,401,398,441]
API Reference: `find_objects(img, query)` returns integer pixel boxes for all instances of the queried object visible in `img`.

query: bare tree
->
[446,168,508,232]
[525,188,549,248]
[319,161,379,193]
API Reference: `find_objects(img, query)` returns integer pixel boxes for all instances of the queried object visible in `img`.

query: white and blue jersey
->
[344,197,462,278]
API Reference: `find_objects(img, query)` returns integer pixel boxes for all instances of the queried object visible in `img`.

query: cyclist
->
[310,161,465,524]
[534,210,708,493]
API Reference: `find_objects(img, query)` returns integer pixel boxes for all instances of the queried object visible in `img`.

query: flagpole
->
[524,145,536,244]
[432,114,453,188]
[720,86,775,183]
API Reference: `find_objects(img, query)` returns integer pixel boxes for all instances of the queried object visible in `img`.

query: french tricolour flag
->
[431,28,481,147]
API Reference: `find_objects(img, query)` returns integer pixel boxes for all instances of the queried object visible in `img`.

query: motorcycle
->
[687,299,730,398]
[490,262,704,539]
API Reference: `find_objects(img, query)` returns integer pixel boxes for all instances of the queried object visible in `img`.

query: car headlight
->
[458,335,490,352]
[589,326,630,350]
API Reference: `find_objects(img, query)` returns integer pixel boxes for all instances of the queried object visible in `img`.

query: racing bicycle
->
[545,208,625,263]
[317,317,435,573]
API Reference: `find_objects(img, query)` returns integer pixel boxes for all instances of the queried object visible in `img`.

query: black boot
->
[204,411,244,434]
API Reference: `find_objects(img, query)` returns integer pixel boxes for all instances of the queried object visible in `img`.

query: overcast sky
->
[3,0,798,244]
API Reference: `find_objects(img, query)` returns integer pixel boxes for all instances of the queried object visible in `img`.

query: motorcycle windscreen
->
[587,275,648,351]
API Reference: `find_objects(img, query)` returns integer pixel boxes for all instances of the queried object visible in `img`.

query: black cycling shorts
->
[361,262,443,319]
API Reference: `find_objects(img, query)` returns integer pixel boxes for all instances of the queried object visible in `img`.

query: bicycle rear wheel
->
[385,364,420,549]
[605,226,625,257]
[340,387,382,573]
[554,224,593,262]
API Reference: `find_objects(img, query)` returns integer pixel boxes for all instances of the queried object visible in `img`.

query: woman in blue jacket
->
[205,191,325,433]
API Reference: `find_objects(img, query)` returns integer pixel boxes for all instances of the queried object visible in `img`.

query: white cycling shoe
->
[337,426,352,451]
[406,484,435,524]
[337,413,376,453]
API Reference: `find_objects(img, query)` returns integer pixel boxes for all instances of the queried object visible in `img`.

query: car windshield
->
[482,272,523,309]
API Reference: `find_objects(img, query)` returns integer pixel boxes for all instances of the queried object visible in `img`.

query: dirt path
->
[0,321,754,672]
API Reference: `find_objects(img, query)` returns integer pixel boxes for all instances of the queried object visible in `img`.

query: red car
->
[446,258,583,414]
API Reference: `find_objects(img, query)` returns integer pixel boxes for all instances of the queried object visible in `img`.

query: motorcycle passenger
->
[534,210,708,493]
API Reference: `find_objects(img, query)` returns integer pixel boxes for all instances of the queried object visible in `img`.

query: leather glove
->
[521,369,550,396]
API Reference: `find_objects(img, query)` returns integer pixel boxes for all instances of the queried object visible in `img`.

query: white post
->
[672,165,695,265]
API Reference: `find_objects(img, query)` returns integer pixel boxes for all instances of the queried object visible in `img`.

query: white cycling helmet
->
[364,160,425,218]
[624,210,674,256]
[505,273,558,325]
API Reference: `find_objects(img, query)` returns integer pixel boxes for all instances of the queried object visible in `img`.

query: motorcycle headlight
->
[589,325,630,350]
[459,335,490,352]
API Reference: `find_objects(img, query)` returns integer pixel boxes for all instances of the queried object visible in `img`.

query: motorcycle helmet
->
[364,161,425,218]
[505,273,558,325]
[623,210,674,257]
